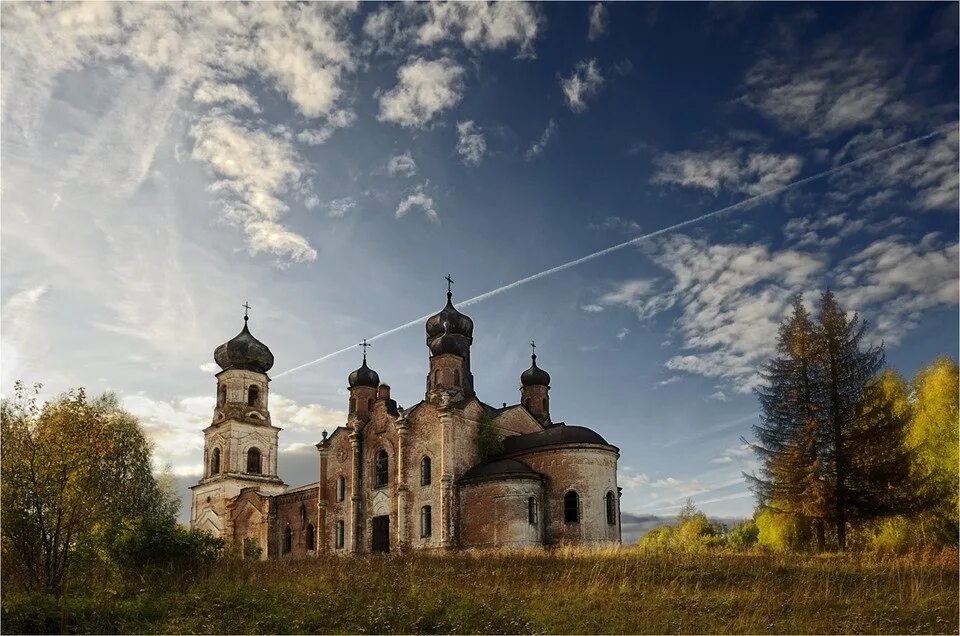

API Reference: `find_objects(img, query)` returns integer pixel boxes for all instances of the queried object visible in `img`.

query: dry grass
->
[3,546,957,634]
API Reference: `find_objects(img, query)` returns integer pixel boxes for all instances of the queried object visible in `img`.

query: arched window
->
[335,520,345,549]
[374,449,388,488]
[247,385,260,406]
[283,526,292,553]
[367,398,374,411]
[433,370,440,386]
[210,447,221,475]
[247,447,262,474]
[420,456,432,486]
[349,397,356,413]
[528,497,538,525]
[542,397,549,411]
[606,491,617,525]
[218,384,226,406]
[453,369,461,387]
[564,491,580,524]
[306,524,316,551]
[336,476,345,502]
[420,505,432,538]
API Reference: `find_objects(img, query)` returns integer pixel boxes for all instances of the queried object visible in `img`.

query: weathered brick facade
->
[192,293,621,556]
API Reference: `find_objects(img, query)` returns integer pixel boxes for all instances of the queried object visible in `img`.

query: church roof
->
[499,424,612,455]
[460,458,541,482]
[214,318,274,373]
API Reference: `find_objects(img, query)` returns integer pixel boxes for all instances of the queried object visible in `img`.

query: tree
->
[749,297,827,549]
[1,383,174,593]
[815,291,887,549]
[906,357,959,545]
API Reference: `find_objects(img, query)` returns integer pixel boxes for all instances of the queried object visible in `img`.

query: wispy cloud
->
[524,119,557,160]
[377,57,465,128]
[560,59,603,113]
[587,3,609,41]
[396,182,439,223]
[456,120,487,166]
[387,151,418,177]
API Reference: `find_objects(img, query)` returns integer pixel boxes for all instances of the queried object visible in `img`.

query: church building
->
[190,285,621,556]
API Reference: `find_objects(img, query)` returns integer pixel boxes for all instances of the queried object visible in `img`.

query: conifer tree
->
[749,296,827,549]
[814,290,887,549]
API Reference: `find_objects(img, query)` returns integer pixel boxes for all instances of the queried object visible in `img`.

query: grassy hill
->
[3,547,957,634]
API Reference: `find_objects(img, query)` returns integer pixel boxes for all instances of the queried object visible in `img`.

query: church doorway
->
[372,515,390,553]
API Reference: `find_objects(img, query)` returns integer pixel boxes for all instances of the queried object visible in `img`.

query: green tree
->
[1,383,175,593]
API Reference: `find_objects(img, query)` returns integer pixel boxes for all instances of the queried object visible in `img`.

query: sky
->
[2,2,958,526]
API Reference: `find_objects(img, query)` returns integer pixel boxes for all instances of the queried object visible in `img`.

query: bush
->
[728,519,759,550]
[756,508,808,551]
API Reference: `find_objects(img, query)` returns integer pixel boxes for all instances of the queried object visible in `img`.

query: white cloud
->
[326,196,358,218]
[615,327,630,340]
[363,2,542,58]
[296,109,357,146]
[396,183,439,223]
[580,304,604,313]
[1,284,50,388]
[709,390,729,402]
[456,120,487,166]
[198,362,219,374]
[190,116,317,262]
[655,375,682,387]
[710,443,752,464]
[652,148,802,196]
[587,3,608,41]
[524,119,557,160]
[560,59,603,113]
[597,279,675,321]
[377,57,465,128]
[1,3,357,265]
[387,151,418,177]
[835,235,959,344]
[588,215,642,234]
[269,393,346,433]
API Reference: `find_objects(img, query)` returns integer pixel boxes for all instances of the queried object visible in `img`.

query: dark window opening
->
[374,449,388,488]
[335,520,345,549]
[306,524,316,551]
[283,526,292,553]
[349,397,356,413]
[247,447,262,474]
[421,506,432,538]
[564,491,580,524]
[420,456,432,486]
[528,497,538,525]
[542,397,549,411]
[336,476,345,502]
[210,447,221,475]
[606,491,617,525]
[218,384,226,406]
[453,369,461,387]
[247,385,260,406]
[368,398,374,411]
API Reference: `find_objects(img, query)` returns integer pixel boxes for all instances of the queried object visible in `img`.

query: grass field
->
[3,547,957,634]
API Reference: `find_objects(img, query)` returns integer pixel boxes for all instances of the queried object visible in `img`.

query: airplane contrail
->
[273,124,953,379]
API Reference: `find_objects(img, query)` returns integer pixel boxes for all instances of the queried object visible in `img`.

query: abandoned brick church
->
[190,286,621,556]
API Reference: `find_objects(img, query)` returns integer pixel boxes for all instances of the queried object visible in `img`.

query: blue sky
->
[2,2,958,524]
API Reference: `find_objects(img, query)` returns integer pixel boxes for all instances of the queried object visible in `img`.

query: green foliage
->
[727,519,759,550]
[1,382,183,593]
[243,537,263,561]
[476,411,502,463]
[638,500,723,550]
[756,507,808,551]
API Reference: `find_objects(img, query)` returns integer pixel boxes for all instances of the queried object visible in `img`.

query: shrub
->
[728,519,759,550]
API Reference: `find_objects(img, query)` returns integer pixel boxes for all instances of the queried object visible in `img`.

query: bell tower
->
[520,341,551,424]
[190,304,287,539]
[424,275,475,402]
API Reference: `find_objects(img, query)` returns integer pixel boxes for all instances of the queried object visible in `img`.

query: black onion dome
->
[428,332,471,357]
[214,319,274,373]
[348,357,380,388]
[520,354,551,387]
[425,292,474,340]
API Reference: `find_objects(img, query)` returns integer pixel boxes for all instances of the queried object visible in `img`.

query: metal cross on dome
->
[445,273,454,294]
[242,301,251,321]
[359,338,371,361]
[530,340,537,357]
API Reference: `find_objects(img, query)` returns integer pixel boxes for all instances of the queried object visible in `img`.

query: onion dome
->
[348,356,380,388]
[428,331,471,357]
[520,353,550,387]
[214,317,274,373]
[426,291,474,340]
